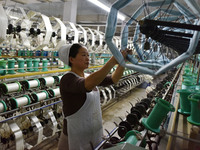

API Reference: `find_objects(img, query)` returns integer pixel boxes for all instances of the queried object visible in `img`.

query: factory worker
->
[58,43,130,150]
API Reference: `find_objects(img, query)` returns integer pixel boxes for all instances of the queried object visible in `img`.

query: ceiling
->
[1,0,199,35]
[1,0,153,19]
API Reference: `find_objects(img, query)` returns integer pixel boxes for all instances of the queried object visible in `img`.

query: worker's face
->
[70,46,89,70]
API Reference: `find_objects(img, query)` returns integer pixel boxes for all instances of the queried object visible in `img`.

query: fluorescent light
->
[9,16,19,20]
[88,0,126,21]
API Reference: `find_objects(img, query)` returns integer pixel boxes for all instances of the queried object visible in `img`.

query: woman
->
[58,43,129,150]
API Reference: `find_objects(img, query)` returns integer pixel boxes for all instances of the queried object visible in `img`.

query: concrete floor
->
[102,87,147,136]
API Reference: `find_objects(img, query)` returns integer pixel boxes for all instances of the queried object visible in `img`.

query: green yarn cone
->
[17,59,25,73]
[187,94,200,126]
[42,59,49,71]
[26,59,34,72]
[0,60,7,75]
[142,98,175,133]
[7,59,16,74]
[33,59,40,72]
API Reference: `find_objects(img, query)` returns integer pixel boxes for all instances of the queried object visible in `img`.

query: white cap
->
[58,44,72,65]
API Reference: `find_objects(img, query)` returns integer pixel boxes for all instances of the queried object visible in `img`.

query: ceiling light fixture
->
[87,0,126,21]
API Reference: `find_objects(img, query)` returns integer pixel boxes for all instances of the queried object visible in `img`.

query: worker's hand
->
[121,48,132,62]
[110,48,132,64]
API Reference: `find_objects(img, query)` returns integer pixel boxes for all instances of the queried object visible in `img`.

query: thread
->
[3,82,21,93]
[28,79,40,88]
[10,95,30,109]
[0,101,6,113]
[44,77,55,86]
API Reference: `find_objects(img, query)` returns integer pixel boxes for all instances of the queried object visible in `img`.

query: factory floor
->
[30,87,147,150]
[102,87,147,136]
[27,72,200,150]
[31,75,164,150]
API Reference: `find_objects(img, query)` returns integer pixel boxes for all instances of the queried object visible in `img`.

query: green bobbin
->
[187,94,200,126]
[0,60,7,76]
[17,59,25,73]
[26,58,34,72]
[42,59,49,72]
[7,59,16,74]
[177,89,195,115]
[182,81,196,90]
[142,98,175,133]
[33,59,40,72]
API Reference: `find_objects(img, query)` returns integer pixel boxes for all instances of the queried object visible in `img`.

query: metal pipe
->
[163,65,182,100]
[165,73,181,150]
[164,130,200,144]
[95,127,119,150]
[0,69,69,79]
[0,65,103,79]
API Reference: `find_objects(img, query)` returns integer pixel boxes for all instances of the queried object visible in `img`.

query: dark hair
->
[68,43,83,67]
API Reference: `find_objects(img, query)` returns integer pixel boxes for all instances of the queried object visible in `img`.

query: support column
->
[62,0,78,23]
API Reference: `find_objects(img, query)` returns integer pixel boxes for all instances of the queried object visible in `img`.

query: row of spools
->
[99,73,144,106]
[0,73,64,149]
[0,88,60,113]
[177,65,200,126]
[0,71,141,150]
[0,69,136,113]
[0,48,59,57]
[103,70,176,149]
[0,75,62,113]
[0,58,60,75]
[0,56,125,76]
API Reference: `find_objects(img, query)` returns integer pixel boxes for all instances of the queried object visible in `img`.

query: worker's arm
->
[85,56,117,91]
[85,49,131,91]
[111,65,124,84]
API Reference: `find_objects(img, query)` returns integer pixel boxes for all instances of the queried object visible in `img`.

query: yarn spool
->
[10,95,31,109]
[31,91,49,102]
[0,100,7,112]
[28,79,40,89]
[142,98,175,133]
[7,59,16,74]
[0,82,21,94]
